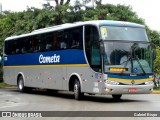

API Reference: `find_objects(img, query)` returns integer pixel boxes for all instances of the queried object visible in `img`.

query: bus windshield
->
[103,41,153,74]
[100,26,149,41]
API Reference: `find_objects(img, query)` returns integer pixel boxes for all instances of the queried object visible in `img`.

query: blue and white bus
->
[3,20,156,100]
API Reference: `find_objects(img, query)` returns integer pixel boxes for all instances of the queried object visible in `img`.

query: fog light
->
[105,80,119,85]
[105,88,110,92]
[145,81,154,85]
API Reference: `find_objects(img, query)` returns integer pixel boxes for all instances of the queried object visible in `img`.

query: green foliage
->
[0,82,8,87]
[148,29,160,45]
[0,1,160,74]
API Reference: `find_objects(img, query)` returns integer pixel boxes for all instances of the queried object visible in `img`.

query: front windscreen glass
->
[104,41,153,74]
[100,26,149,41]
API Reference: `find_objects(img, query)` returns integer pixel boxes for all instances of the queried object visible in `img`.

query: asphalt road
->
[0,88,160,120]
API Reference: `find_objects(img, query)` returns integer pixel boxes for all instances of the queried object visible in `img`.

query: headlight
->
[105,80,119,85]
[145,81,154,85]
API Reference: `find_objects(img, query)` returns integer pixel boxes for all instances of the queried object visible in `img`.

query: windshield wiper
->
[121,55,132,74]
[121,55,146,75]
[131,43,146,75]
[134,55,146,75]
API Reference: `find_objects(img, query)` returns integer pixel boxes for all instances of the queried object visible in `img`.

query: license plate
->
[129,88,137,93]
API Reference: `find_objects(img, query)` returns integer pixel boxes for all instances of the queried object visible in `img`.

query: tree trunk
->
[55,0,59,5]
[60,0,64,5]
[65,0,70,5]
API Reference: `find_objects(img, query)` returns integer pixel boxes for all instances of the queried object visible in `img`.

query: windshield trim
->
[101,39,151,44]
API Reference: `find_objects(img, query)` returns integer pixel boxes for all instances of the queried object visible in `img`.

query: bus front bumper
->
[102,84,154,95]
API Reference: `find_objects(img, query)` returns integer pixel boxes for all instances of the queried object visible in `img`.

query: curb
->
[152,90,160,94]
[0,86,17,89]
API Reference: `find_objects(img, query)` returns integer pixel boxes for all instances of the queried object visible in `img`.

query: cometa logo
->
[39,54,60,64]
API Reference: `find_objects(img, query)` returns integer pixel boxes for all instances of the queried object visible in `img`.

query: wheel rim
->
[19,79,23,90]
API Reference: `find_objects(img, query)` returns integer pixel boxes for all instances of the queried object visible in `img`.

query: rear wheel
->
[18,76,31,92]
[73,79,84,100]
[18,76,25,92]
[112,94,122,100]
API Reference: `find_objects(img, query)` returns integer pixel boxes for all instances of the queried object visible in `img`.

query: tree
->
[148,29,160,45]
[0,2,160,63]
[52,0,71,5]
[154,46,160,74]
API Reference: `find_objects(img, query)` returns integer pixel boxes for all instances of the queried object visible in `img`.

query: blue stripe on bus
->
[108,74,151,80]
[4,49,87,66]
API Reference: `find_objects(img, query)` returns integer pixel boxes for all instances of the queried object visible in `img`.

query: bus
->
[3,20,156,100]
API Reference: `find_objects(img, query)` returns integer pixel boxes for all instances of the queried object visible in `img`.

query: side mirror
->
[0,56,2,64]
[100,41,105,55]
[153,48,156,60]
[151,43,156,60]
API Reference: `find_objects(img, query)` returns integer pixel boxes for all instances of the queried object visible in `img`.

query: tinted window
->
[85,25,101,72]
[4,26,84,55]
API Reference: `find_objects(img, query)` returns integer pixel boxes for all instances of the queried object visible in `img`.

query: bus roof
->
[5,20,145,41]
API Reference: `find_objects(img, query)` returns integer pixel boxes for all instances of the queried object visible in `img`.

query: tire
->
[18,76,25,92]
[112,94,122,100]
[73,79,84,100]
[18,76,31,92]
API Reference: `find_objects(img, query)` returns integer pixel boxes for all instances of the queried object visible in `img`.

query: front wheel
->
[73,79,84,100]
[112,94,122,100]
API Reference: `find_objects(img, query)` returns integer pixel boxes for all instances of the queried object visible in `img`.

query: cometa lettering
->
[39,54,60,64]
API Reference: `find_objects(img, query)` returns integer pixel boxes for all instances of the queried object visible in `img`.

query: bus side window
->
[57,30,67,50]
[85,25,101,72]
[4,41,9,55]
[14,40,21,54]
[45,33,54,51]
[37,35,45,52]
[33,36,38,52]
[9,41,16,55]
[23,37,32,53]
[69,27,83,49]
[54,32,59,50]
